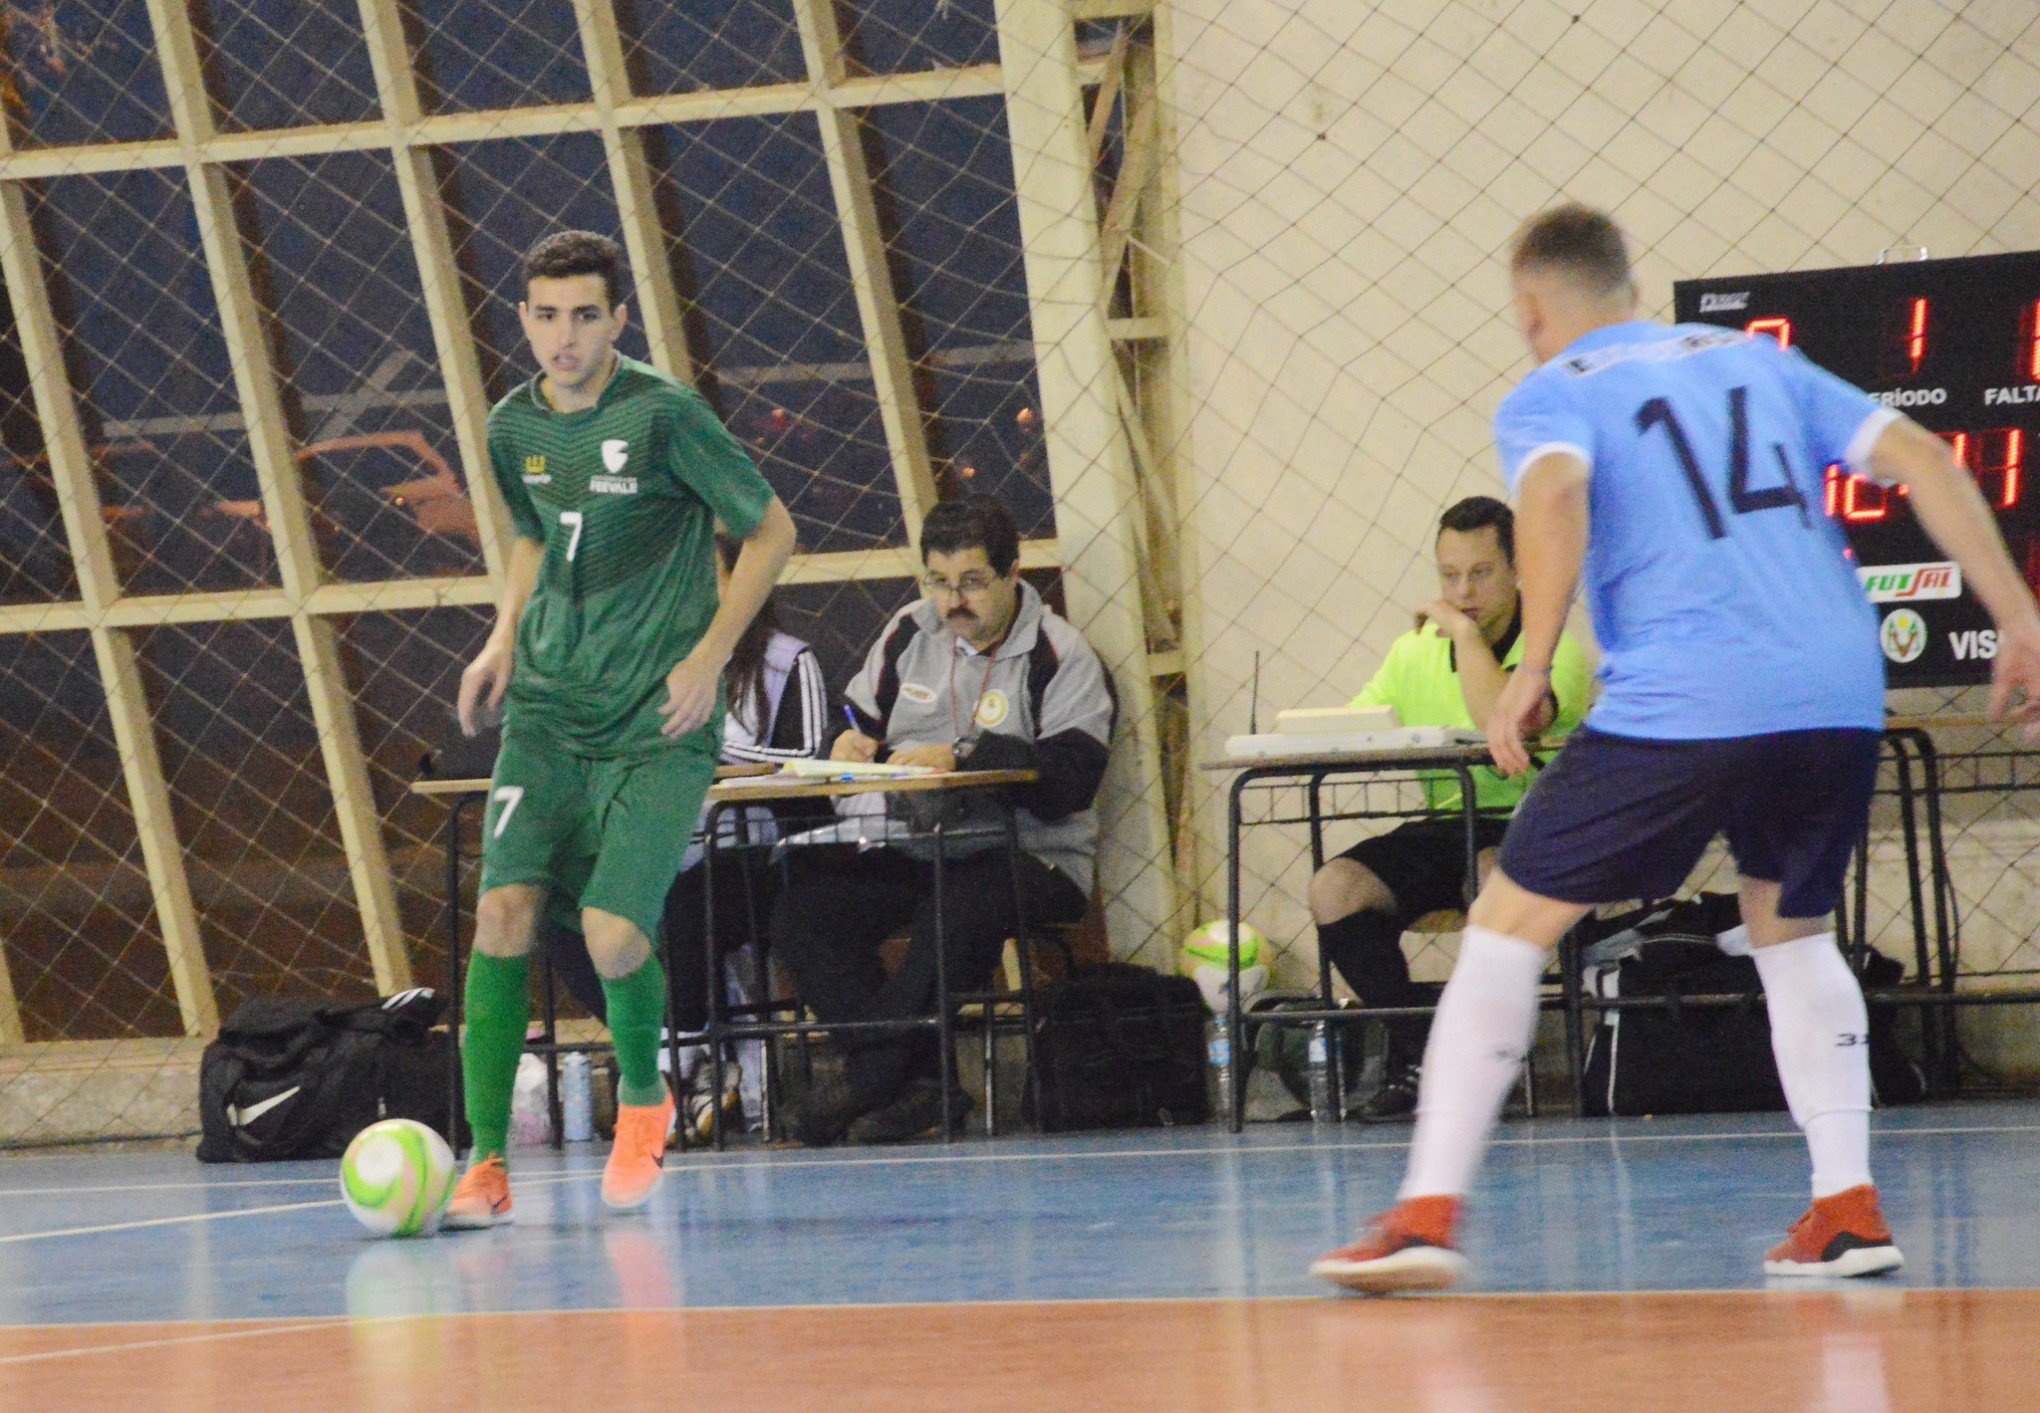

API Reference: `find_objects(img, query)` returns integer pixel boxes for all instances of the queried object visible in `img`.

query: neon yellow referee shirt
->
[1349,614,1593,813]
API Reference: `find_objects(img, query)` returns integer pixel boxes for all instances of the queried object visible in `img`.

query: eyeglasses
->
[921,573,999,598]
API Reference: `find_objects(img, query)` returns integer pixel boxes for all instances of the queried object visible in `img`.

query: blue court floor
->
[2,1099,2036,1326]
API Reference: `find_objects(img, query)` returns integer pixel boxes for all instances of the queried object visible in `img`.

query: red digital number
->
[1906,297,1928,376]
[1937,429,2023,511]
[1824,465,1898,522]
[2027,298,2040,383]
[1745,317,1793,349]
[1980,428,2024,511]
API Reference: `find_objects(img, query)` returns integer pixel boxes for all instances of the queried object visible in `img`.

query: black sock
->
[1316,911,1426,1061]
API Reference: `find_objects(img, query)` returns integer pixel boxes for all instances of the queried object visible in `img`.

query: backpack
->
[197,989,463,1162]
[1025,963,1209,1131]
[1579,895,1926,1117]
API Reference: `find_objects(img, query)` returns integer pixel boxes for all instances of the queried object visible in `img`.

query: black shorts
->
[1335,815,1512,927]
[1497,726,1880,918]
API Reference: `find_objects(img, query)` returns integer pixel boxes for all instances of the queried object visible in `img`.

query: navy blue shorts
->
[1496,726,1880,918]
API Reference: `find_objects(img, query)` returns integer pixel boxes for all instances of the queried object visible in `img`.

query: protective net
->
[1166,0,2040,1086]
[0,0,1176,1142]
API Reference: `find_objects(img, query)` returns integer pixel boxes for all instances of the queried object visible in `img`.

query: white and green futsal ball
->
[1178,921,1270,1014]
[340,1118,456,1238]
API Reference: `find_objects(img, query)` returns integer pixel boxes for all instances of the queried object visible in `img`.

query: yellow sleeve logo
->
[974,690,1010,729]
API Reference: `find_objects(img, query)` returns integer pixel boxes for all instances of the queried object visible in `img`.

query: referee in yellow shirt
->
[1308,497,1592,1120]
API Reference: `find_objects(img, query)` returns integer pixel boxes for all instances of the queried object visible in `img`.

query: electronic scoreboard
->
[1675,251,2040,688]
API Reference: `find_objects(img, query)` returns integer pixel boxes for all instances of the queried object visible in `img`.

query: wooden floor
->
[0,1291,2017,1410]
[4,1104,2038,1410]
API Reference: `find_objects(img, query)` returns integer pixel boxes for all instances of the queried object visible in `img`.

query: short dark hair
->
[919,492,1019,576]
[1509,203,1632,297]
[1438,495,1514,564]
[523,231,625,308]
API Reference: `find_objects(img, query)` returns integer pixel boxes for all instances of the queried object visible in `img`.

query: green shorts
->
[478,729,717,945]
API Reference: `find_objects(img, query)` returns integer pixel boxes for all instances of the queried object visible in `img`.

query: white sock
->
[1398,926,1548,1201]
[1752,933,1873,1198]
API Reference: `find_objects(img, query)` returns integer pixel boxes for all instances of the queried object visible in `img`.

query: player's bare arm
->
[1869,417,2040,732]
[1489,451,1587,775]
[661,496,797,739]
[458,533,544,737]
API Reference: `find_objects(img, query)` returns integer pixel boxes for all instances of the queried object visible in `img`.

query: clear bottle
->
[560,1052,594,1143]
[1307,1022,1336,1124]
[1208,1015,1234,1126]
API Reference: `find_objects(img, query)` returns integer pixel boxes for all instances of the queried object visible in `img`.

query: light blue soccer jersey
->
[1493,321,1898,739]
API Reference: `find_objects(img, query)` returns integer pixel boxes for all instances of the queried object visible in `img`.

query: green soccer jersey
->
[1348,616,1594,813]
[487,355,774,760]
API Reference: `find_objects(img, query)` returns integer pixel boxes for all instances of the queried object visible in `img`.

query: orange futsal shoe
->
[602,1092,675,1213]
[1764,1184,1905,1278]
[1310,1195,1466,1294]
[442,1155,514,1230]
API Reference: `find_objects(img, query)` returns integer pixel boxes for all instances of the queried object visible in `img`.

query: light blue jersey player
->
[1493,320,1894,738]
[1314,205,2040,1297]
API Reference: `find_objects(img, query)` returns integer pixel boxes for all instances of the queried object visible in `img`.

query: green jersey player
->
[444,232,794,1224]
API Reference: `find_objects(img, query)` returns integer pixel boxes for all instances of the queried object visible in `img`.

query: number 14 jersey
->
[1493,321,1897,739]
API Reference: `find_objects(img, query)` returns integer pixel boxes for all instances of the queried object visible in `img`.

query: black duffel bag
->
[1025,962,1208,1131]
[197,988,463,1162]
[1580,895,1925,1117]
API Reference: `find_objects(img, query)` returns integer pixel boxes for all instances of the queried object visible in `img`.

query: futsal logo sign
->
[1880,608,1927,664]
[1857,562,1960,603]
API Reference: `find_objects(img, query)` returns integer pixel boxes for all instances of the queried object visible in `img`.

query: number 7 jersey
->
[486,355,775,760]
[1493,320,1897,739]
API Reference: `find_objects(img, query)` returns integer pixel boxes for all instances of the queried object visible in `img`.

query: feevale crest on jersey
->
[591,439,637,495]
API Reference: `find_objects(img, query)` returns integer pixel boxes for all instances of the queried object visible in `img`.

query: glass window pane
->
[863,98,1054,537]
[0,285,74,603]
[202,0,381,131]
[615,0,805,94]
[0,632,176,1040]
[647,114,901,553]
[139,619,375,1012]
[237,152,484,582]
[2,0,172,148]
[335,605,491,982]
[838,0,997,77]
[406,0,590,113]
[28,171,274,596]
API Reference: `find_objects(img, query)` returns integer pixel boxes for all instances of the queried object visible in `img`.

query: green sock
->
[602,953,670,1109]
[461,951,531,1161]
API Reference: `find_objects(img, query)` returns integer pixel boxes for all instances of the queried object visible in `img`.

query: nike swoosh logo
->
[227,1086,301,1128]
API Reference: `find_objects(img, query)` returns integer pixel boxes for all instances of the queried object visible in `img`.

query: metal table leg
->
[1225,771,1251,1133]
[1002,802,1036,1135]
[932,818,957,1141]
[445,794,470,1153]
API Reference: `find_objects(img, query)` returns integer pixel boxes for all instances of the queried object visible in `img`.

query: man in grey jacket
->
[773,493,1114,1144]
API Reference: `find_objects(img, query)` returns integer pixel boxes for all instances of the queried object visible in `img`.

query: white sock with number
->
[1398,926,1548,1202]
[1752,932,1873,1198]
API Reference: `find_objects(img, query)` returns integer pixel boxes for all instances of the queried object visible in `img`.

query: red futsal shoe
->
[1764,1184,1904,1278]
[1310,1195,1466,1294]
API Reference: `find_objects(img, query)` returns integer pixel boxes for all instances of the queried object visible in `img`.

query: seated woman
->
[541,536,827,1140]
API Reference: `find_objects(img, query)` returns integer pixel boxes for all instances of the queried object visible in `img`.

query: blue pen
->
[842,704,861,735]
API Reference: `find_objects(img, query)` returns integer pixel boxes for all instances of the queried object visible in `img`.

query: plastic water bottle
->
[1208,1015,1234,1126]
[560,1052,594,1143]
[508,1052,550,1147]
[1307,1022,1336,1125]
